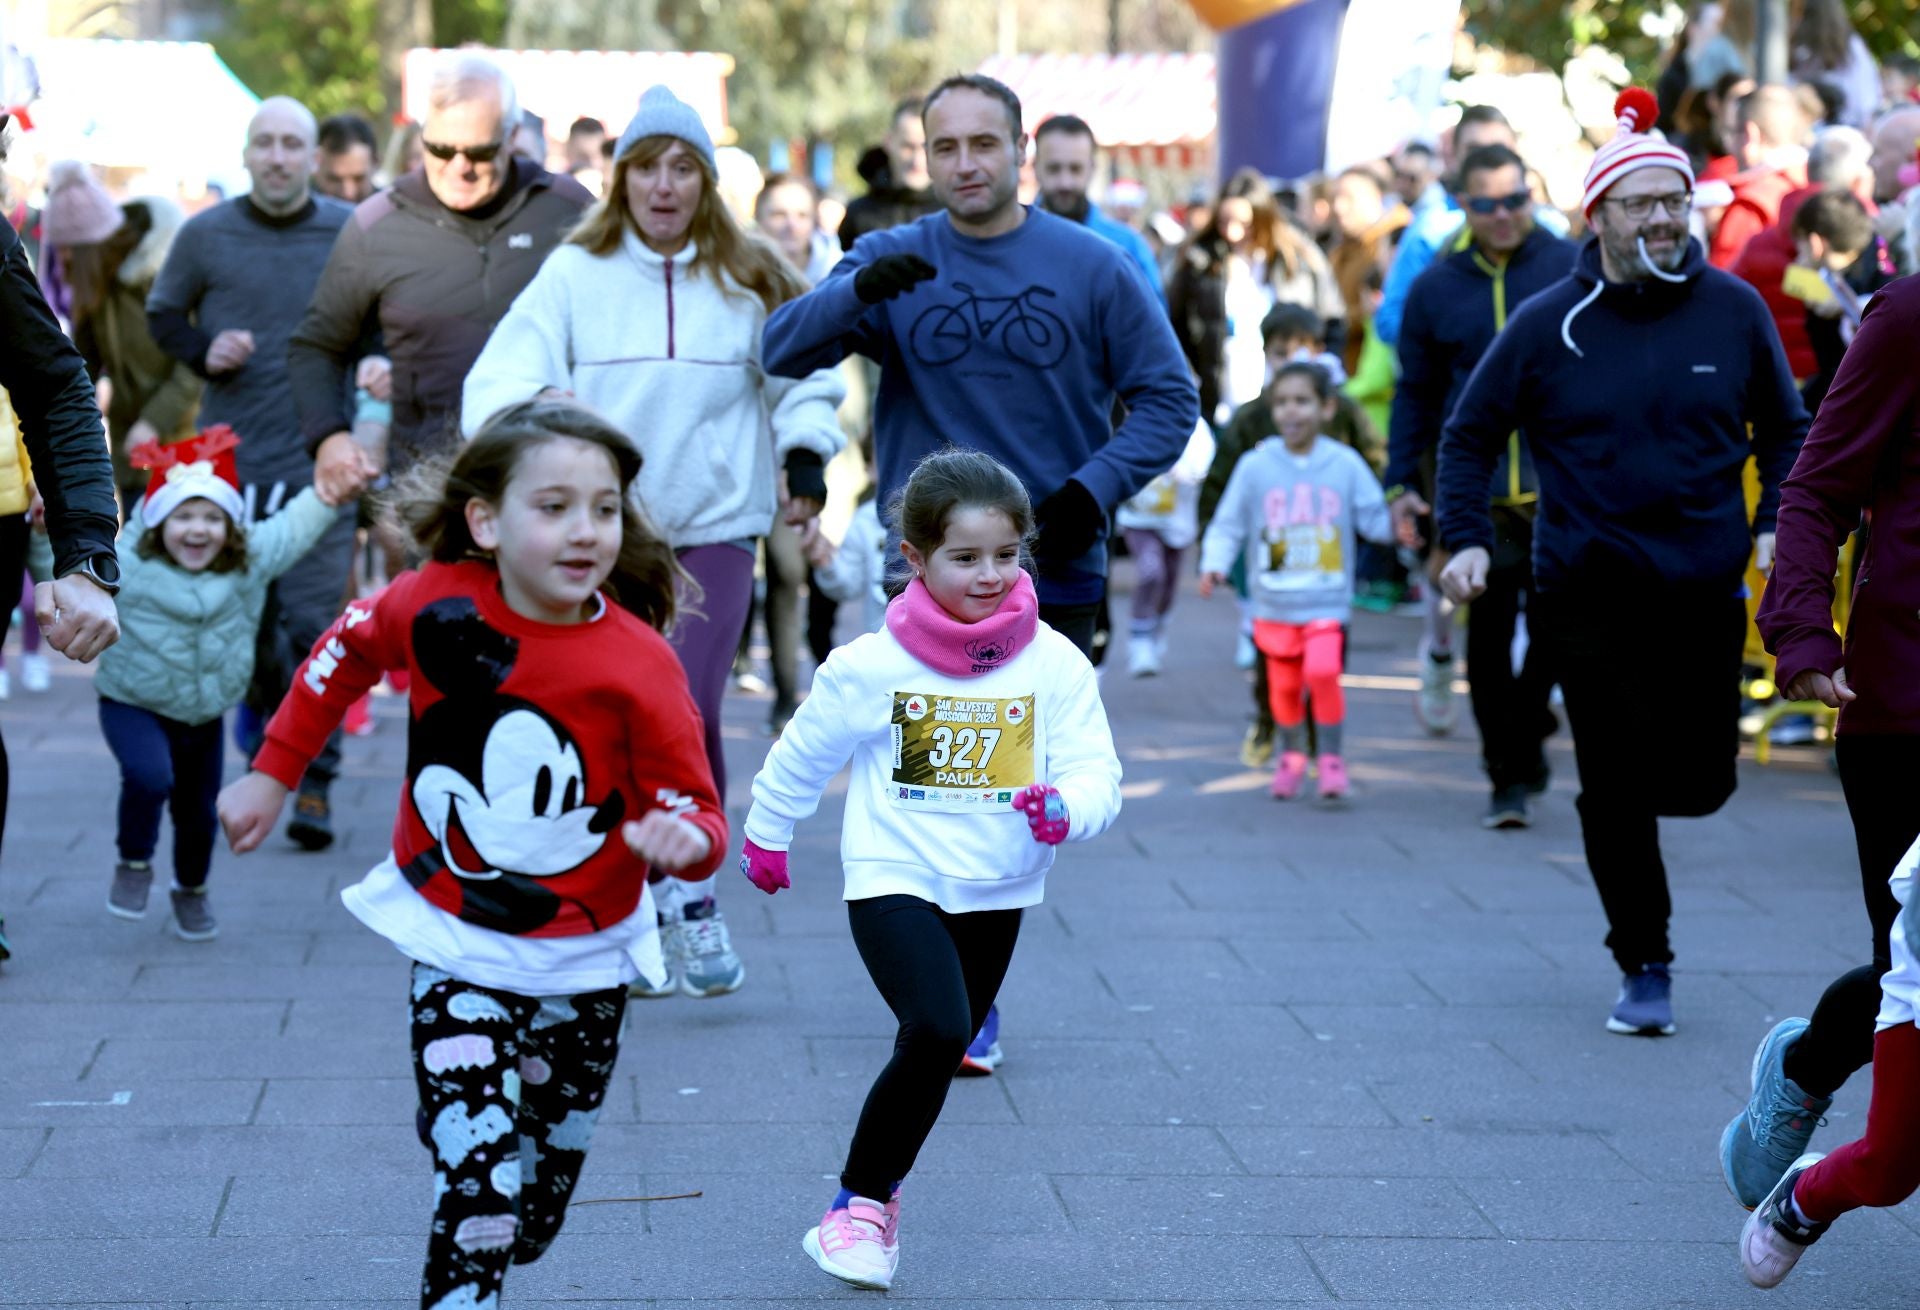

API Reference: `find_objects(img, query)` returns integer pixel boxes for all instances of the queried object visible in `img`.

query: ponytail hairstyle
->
[887,448,1035,586]
[390,397,693,632]
[567,134,807,315]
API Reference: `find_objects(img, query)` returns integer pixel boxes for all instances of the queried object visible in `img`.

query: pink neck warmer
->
[885,571,1039,678]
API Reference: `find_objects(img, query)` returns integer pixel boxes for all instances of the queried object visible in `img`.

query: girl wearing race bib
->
[738,449,1123,1291]
[216,399,727,1310]
[1197,361,1392,802]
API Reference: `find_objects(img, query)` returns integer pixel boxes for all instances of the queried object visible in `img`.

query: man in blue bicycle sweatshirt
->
[763,73,1197,653]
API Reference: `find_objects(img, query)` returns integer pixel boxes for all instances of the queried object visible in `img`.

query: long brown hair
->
[566,135,806,315]
[391,398,692,632]
[61,216,141,324]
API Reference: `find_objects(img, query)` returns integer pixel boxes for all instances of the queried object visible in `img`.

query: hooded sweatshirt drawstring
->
[1560,280,1605,358]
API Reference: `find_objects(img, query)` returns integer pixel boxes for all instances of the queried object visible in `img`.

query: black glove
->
[783,448,827,505]
[853,254,937,304]
[1033,479,1106,568]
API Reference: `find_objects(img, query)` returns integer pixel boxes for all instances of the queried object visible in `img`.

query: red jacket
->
[1729,189,1817,380]
[1758,275,1920,735]
[257,561,727,936]
[1710,163,1807,269]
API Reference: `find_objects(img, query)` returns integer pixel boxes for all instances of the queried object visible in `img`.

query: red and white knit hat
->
[129,426,247,530]
[1582,88,1694,219]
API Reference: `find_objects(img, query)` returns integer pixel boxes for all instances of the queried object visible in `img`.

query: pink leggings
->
[1253,618,1344,729]
[1796,1023,1920,1221]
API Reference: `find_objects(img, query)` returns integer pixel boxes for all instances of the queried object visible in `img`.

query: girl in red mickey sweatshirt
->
[217,398,726,1310]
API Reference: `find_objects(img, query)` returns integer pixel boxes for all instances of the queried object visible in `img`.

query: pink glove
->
[1012,784,1070,845]
[739,839,790,895]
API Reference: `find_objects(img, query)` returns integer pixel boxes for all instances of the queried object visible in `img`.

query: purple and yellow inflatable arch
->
[1192,0,1350,181]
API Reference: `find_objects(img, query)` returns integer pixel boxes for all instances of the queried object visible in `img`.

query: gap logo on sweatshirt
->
[890,692,1036,811]
[1259,483,1347,593]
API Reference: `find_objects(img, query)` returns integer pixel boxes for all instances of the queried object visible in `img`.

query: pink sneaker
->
[802,1195,899,1289]
[1269,751,1308,800]
[1317,754,1350,801]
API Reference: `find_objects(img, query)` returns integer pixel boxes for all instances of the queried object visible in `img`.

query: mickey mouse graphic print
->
[252,559,729,939]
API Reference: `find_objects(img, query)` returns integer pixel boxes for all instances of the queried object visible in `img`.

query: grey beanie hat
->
[614,85,716,173]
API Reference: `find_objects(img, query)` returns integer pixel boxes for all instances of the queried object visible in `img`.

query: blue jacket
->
[762,207,1197,605]
[1376,201,1571,347]
[1436,238,1808,594]
[1386,225,1577,504]
[1083,203,1166,307]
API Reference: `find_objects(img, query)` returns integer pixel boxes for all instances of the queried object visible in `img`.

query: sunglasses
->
[1463,192,1531,215]
[422,138,505,164]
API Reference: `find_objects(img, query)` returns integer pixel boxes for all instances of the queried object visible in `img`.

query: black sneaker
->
[287,787,334,851]
[1483,785,1530,830]
[169,887,219,942]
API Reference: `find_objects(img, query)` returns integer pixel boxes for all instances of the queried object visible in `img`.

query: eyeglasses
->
[1605,192,1693,221]
[422,138,505,164]
[1464,192,1531,215]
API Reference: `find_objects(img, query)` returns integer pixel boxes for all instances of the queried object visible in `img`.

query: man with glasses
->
[1434,91,1808,1039]
[289,53,591,490]
[1384,144,1574,832]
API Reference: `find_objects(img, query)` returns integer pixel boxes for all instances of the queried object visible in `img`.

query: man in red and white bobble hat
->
[1431,88,1810,1042]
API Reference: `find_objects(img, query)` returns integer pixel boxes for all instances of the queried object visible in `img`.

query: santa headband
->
[130,426,247,531]
[1583,88,1695,218]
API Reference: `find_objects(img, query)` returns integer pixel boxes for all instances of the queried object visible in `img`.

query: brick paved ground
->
[0,565,1911,1307]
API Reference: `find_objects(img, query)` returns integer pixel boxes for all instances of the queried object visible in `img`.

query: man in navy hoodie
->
[763,73,1196,652]
[1386,143,1576,832]
[1436,91,1807,1039]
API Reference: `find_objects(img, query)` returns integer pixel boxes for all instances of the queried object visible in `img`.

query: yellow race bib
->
[889,691,1037,812]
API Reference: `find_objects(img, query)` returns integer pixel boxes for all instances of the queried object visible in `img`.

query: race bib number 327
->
[890,691,1036,812]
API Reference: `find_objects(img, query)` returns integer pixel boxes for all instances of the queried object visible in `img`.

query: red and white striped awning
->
[977,53,1217,151]
[402,49,733,142]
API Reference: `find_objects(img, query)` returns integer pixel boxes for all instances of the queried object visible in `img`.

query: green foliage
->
[213,0,388,117]
[212,0,509,120]
[1471,0,1919,85]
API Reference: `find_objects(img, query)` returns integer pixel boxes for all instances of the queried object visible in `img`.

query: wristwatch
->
[61,552,122,596]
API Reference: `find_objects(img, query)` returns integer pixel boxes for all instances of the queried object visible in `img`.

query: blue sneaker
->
[1721,1018,1832,1209]
[957,1004,1002,1076]
[1606,964,1676,1036]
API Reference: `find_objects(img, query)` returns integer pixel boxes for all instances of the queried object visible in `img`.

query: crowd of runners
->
[1,13,1919,1302]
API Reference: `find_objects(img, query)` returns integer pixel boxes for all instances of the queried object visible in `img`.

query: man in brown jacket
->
[289,53,591,496]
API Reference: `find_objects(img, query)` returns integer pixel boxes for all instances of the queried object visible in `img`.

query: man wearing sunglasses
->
[1384,144,1575,833]
[289,52,591,494]
[1435,90,1808,1041]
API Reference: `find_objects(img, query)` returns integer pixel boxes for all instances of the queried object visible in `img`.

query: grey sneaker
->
[170,887,219,942]
[1415,642,1456,736]
[1721,1017,1832,1209]
[677,897,745,997]
[628,914,681,999]
[107,861,154,920]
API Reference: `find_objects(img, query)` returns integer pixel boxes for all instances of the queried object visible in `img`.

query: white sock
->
[1786,1190,1816,1227]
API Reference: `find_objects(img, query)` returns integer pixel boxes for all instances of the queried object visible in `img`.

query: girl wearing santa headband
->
[93,427,368,939]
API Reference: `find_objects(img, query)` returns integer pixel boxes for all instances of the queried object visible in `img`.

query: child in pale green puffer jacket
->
[95,427,366,941]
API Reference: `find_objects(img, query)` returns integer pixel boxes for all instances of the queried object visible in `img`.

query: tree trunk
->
[380,0,434,122]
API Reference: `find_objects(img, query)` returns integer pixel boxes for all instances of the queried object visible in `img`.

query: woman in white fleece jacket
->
[737,451,1122,1292]
[462,87,846,998]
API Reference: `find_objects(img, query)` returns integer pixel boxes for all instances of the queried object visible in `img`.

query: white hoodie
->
[744,624,1123,912]
[461,232,846,547]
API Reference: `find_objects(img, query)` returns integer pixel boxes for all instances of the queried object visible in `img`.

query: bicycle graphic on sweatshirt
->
[908,282,1071,369]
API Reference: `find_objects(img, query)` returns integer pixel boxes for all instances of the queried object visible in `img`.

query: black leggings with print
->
[409,962,626,1309]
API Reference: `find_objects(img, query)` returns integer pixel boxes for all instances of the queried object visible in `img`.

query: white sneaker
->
[1127,634,1162,678]
[1234,631,1257,670]
[803,1196,899,1290]
[18,652,48,693]
[0,668,10,700]
[1415,640,1456,736]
